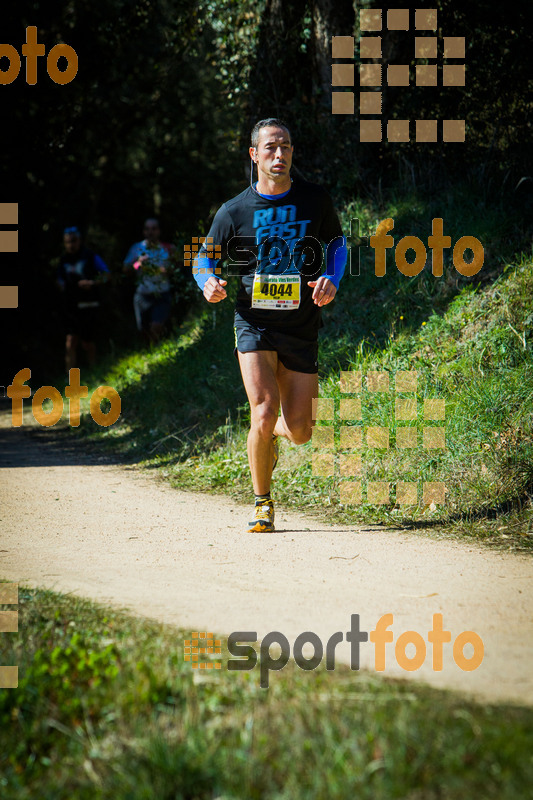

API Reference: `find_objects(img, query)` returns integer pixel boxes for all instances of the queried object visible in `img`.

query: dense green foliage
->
[1,587,533,799]
[6,0,526,543]
[75,180,532,548]
[2,4,532,794]
[3,0,531,377]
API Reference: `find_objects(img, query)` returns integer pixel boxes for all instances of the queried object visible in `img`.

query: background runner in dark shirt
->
[56,227,109,370]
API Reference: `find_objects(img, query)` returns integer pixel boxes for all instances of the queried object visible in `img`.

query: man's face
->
[143,220,160,244]
[250,126,293,183]
[64,234,80,254]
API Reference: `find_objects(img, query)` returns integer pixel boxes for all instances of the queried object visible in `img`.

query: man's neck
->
[255,176,292,196]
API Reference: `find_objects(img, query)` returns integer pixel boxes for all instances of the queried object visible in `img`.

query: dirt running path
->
[1,409,532,705]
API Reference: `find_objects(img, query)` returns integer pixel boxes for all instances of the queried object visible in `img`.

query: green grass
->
[85,264,532,549]
[62,183,533,551]
[1,586,533,799]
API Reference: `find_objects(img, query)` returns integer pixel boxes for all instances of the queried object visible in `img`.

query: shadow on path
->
[0,403,137,470]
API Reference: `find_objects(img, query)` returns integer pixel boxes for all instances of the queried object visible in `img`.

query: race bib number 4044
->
[251,273,301,310]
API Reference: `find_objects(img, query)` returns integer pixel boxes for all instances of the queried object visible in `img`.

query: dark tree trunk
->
[248,0,311,123]
[247,0,359,187]
[311,0,356,104]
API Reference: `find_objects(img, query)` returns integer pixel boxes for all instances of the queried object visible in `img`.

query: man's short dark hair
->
[251,118,292,148]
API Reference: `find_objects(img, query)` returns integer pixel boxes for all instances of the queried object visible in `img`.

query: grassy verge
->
[54,184,532,550]
[1,586,532,799]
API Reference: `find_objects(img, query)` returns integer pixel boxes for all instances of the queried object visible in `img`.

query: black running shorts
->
[234,318,318,374]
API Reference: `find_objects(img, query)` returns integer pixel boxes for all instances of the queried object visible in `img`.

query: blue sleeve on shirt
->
[322,235,347,288]
[193,255,220,290]
[94,254,110,273]
[194,238,347,290]
[193,213,346,291]
[192,204,234,291]
[124,242,141,267]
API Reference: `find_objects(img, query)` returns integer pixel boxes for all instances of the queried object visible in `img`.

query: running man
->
[123,218,174,344]
[56,226,110,371]
[193,118,347,532]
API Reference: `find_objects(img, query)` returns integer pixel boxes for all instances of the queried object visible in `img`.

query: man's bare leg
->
[273,360,318,445]
[237,350,280,495]
[238,351,318,493]
[81,340,96,367]
[66,334,78,371]
[149,321,164,344]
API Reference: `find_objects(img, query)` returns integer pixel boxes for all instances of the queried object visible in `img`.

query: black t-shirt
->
[58,247,100,307]
[201,177,343,339]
